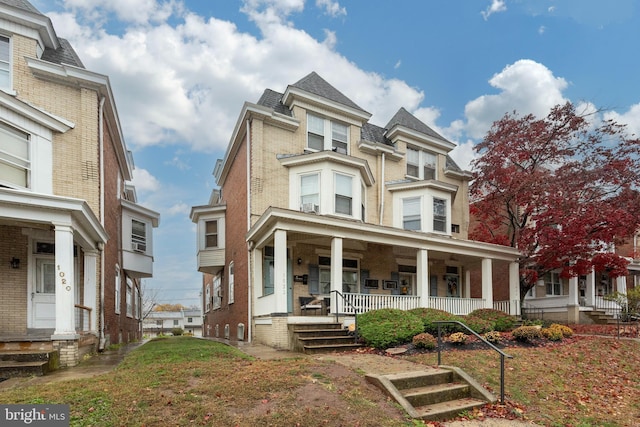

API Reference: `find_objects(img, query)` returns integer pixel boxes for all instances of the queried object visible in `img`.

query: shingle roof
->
[41,38,85,68]
[1,0,41,14]
[290,71,367,113]
[256,88,292,116]
[385,107,449,143]
[361,122,393,147]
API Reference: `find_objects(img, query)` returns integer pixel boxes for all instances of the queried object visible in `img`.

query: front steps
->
[292,323,363,354]
[0,350,59,379]
[587,310,619,324]
[366,367,495,421]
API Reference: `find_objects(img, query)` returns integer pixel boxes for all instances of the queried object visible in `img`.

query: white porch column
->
[585,269,596,306]
[416,249,429,307]
[508,262,520,315]
[616,276,627,294]
[464,269,471,299]
[273,229,288,313]
[83,250,98,333]
[481,258,493,309]
[53,224,77,338]
[568,277,579,305]
[331,237,343,313]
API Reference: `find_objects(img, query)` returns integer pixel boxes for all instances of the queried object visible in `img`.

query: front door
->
[32,258,56,328]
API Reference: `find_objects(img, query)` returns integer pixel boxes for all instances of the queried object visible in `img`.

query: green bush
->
[511,326,542,342]
[460,315,493,334]
[467,308,516,332]
[357,309,424,349]
[484,330,502,343]
[408,308,463,335]
[171,328,184,336]
[448,332,468,345]
[412,332,437,350]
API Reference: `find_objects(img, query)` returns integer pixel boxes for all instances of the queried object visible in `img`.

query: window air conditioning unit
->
[132,242,146,253]
[301,203,318,214]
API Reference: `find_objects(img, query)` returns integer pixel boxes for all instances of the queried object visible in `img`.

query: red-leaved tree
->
[470,102,640,302]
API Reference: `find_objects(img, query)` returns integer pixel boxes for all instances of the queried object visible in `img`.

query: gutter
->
[98,95,106,351]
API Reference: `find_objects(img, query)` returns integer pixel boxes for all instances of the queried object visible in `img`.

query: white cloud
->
[132,168,160,192]
[316,0,346,17]
[481,0,507,20]
[167,202,191,216]
[603,103,640,138]
[462,59,568,139]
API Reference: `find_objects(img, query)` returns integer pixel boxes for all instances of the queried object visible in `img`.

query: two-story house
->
[143,309,203,337]
[0,0,159,367]
[191,72,520,349]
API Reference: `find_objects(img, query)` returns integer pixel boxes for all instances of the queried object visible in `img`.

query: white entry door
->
[32,258,56,329]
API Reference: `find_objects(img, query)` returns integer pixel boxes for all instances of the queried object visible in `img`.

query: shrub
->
[511,326,542,342]
[484,330,502,343]
[357,309,424,349]
[408,308,463,335]
[548,323,573,337]
[448,332,468,345]
[171,328,184,336]
[461,315,493,334]
[412,333,437,350]
[468,308,516,332]
[541,327,563,341]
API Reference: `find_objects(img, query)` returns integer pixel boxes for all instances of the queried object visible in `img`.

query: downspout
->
[246,118,252,342]
[98,96,106,351]
[379,152,385,225]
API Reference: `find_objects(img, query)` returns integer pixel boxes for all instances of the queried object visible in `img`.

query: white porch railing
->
[595,296,623,316]
[428,296,486,315]
[339,293,486,316]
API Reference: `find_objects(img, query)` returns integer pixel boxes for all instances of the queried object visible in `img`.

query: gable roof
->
[41,38,85,68]
[385,107,448,143]
[2,0,39,13]
[256,88,292,117]
[289,71,367,113]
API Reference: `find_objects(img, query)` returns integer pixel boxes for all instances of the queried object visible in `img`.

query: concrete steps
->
[292,323,363,354]
[0,350,59,379]
[366,368,494,421]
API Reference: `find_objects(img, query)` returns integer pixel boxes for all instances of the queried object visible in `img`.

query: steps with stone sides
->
[0,350,59,379]
[366,367,495,421]
[292,323,363,354]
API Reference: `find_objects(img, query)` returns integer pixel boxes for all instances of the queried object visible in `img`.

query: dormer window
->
[0,36,10,89]
[407,147,436,180]
[307,113,349,154]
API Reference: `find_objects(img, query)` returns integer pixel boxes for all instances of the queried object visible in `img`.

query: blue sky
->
[32,0,640,307]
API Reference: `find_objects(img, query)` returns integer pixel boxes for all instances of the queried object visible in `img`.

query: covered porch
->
[247,208,521,348]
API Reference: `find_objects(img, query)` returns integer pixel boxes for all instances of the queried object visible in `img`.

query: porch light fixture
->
[10,257,20,269]
[297,257,303,265]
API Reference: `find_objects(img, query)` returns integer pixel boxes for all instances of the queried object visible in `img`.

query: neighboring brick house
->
[191,72,520,349]
[0,0,159,366]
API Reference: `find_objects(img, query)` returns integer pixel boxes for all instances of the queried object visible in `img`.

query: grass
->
[1,334,639,426]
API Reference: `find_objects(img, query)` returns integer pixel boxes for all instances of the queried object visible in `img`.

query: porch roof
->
[247,207,521,262]
[0,188,108,250]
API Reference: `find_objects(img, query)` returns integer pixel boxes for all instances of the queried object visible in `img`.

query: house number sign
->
[58,265,71,291]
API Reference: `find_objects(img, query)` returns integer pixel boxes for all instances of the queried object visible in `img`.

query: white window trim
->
[402,197,421,231]
[406,147,437,180]
[126,277,133,317]
[0,35,12,91]
[300,173,320,213]
[433,197,447,233]
[545,272,563,296]
[205,219,219,248]
[307,113,349,154]
[115,266,121,314]
[228,261,235,304]
[213,274,221,310]
[334,172,354,216]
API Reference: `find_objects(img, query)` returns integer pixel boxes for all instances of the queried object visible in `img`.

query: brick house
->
[190,72,520,349]
[0,0,159,366]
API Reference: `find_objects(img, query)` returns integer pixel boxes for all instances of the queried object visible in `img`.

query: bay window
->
[403,197,421,231]
[205,220,218,248]
[300,173,319,212]
[263,246,274,296]
[335,173,353,215]
[131,219,147,252]
[0,36,9,89]
[0,121,30,189]
[433,198,447,232]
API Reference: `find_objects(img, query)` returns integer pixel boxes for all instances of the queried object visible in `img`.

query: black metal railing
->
[434,320,513,404]
[521,303,545,321]
[329,290,361,342]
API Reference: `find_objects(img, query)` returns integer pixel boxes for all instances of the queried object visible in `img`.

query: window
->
[0,121,30,189]
[300,173,319,212]
[156,320,162,326]
[307,113,349,154]
[115,266,121,314]
[545,272,563,296]
[173,319,179,326]
[213,275,221,309]
[433,198,447,232]
[403,197,421,231]
[318,256,358,293]
[263,246,274,296]
[406,147,436,180]
[205,283,211,312]
[451,224,460,233]
[228,262,235,304]
[187,317,193,323]
[0,36,10,89]
[131,219,147,252]
[205,220,218,248]
[335,173,352,215]
[126,278,133,317]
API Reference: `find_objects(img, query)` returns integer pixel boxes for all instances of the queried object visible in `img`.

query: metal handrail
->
[434,320,513,404]
[329,290,360,341]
